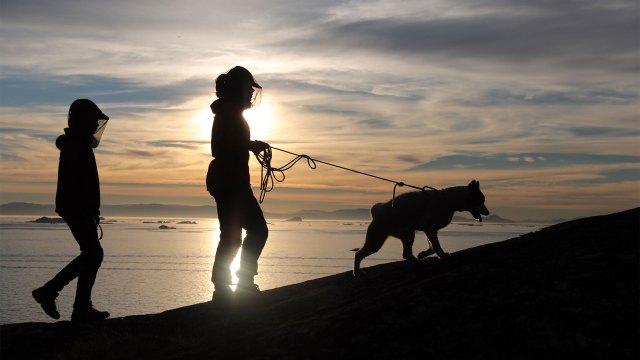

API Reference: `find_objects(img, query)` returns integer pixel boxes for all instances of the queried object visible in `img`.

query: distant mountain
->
[483,214,515,223]
[0,202,216,218]
[1,202,514,222]
[0,203,55,216]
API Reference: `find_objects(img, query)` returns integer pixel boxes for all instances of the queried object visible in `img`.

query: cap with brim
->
[227,66,261,89]
[69,99,109,120]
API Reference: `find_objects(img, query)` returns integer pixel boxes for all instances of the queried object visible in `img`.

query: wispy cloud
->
[410,153,640,171]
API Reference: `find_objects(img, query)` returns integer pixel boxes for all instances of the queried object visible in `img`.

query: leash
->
[254,145,438,204]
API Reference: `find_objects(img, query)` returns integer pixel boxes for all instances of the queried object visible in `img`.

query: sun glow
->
[244,98,277,141]
[192,99,276,143]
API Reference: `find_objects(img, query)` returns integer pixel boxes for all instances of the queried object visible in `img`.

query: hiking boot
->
[211,285,233,302]
[235,282,261,297]
[32,287,60,320]
[71,305,110,323]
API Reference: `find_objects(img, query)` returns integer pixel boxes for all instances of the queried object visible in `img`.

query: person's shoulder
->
[56,134,69,150]
[56,134,89,152]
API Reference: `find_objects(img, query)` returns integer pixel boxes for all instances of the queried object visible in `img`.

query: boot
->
[32,286,60,320]
[211,284,233,302]
[236,277,261,297]
[71,303,110,323]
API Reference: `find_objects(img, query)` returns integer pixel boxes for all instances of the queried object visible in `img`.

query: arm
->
[211,117,269,156]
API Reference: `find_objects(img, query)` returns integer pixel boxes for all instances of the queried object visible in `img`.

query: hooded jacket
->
[206,99,252,190]
[55,129,100,216]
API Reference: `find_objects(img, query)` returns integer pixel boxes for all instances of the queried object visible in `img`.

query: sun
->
[244,98,276,141]
[191,98,276,146]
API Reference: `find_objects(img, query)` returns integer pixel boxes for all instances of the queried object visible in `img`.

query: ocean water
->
[0,216,543,324]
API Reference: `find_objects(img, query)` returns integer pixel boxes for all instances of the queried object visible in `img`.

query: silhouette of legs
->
[212,186,268,293]
[212,196,243,287]
[34,213,108,321]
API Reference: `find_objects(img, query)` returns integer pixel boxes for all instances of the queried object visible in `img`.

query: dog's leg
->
[424,227,450,259]
[417,247,435,260]
[354,221,388,276]
[392,228,418,263]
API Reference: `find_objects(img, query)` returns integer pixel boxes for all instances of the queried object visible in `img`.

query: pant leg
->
[46,213,103,308]
[237,187,268,280]
[211,190,243,286]
[45,256,82,294]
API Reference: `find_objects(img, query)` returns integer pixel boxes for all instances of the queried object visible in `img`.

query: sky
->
[0,0,638,221]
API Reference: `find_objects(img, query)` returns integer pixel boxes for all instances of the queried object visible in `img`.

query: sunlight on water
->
[0,216,543,324]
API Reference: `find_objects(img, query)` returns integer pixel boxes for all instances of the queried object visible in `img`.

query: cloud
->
[0,70,210,107]
[564,126,640,137]
[571,168,640,185]
[305,0,638,72]
[410,153,640,171]
[356,119,394,129]
[462,88,638,107]
[148,140,208,150]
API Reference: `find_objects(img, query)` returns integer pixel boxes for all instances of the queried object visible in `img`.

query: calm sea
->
[0,216,543,324]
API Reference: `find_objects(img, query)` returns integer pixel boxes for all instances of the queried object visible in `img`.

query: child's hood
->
[210,99,243,115]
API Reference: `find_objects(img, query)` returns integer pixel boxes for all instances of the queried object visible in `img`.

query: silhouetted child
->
[206,66,270,300]
[32,99,110,322]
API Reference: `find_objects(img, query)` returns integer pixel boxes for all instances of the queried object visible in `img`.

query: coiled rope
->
[254,145,437,204]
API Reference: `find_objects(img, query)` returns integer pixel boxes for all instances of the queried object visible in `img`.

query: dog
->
[353,180,490,276]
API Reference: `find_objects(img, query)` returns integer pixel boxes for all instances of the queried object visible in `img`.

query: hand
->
[252,140,270,153]
[94,213,101,226]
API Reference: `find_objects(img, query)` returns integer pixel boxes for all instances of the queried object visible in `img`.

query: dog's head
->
[466,180,490,222]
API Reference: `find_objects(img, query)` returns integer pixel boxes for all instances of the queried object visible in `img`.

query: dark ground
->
[1,208,638,360]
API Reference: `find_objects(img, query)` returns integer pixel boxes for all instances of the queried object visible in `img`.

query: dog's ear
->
[468,180,479,189]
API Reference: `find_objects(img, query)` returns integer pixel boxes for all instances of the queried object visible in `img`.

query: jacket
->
[55,129,100,216]
[206,99,252,190]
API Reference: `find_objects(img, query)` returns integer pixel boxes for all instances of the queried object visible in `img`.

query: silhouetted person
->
[32,99,110,322]
[206,66,270,300]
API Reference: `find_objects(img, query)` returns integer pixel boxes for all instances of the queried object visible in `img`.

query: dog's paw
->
[353,269,366,277]
[417,249,435,260]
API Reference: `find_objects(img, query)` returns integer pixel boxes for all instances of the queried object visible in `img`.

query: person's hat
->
[68,99,109,120]
[227,66,262,88]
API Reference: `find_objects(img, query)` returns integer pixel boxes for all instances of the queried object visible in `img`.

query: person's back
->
[55,127,100,216]
[207,99,251,189]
